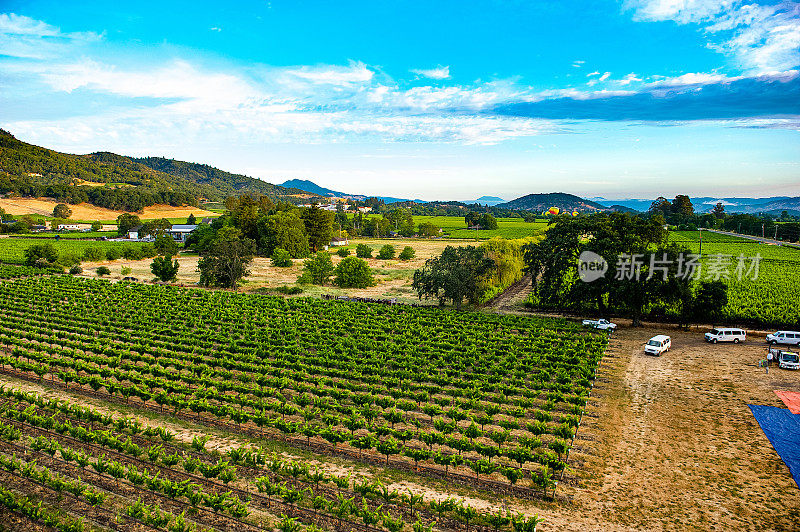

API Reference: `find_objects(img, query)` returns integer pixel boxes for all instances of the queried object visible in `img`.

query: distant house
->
[57,223,91,231]
[357,207,372,213]
[200,217,214,224]
[329,236,348,247]
[127,225,143,239]
[167,224,198,242]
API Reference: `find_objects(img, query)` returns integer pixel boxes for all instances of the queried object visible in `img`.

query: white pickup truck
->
[582,318,617,330]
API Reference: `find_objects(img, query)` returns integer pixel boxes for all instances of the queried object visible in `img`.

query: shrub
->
[96,266,111,276]
[271,248,293,267]
[56,253,80,267]
[53,203,72,219]
[398,246,415,260]
[334,257,374,288]
[82,247,104,262]
[151,255,179,282]
[298,251,334,285]
[140,244,157,258]
[355,244,373,258]
[123,247,144,261]
[121,267,132,276]
[69,265,82,275]
[24,243,58,266]
[105,248,121,261]
[377,244,395,260]
[154,234,178,255]
[336,247,350,257]
[275,285,303,295]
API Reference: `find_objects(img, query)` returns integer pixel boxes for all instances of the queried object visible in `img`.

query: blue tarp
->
[749,405,800,489]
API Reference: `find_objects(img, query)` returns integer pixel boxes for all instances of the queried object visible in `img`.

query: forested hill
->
[134,157,315,201]
[496,192,608,213]
[0,130,320,212]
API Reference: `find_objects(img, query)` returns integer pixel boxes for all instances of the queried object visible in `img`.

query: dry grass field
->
[0,197,217,221]
[79,237,464,302]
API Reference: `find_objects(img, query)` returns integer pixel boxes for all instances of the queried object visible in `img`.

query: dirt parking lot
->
[545,325,800,531]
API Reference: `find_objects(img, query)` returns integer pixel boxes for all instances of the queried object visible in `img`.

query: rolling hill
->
[279,178,421,204]
[496,192,608,213]
[0,130,321,212]
[134,158,316,201]
[591,196,800,215]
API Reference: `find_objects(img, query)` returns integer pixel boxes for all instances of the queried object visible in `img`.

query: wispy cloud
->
[493,72,800,123]
[572,60,585,68]
[0,13,101,59]
[588,71,611,85]
[624,0,800,73]
[410,65,451,80]
[210,26,222,32]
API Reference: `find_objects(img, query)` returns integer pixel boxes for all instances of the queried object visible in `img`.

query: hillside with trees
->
[0,130,321,212]
[496,193,608,213]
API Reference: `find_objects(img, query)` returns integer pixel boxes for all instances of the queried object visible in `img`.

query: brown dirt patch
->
[543,326,800,531]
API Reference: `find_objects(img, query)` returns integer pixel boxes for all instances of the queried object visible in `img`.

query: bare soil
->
[540,326,800,531]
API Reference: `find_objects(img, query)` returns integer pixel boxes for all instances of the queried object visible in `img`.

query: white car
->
[704,328,746,344]
[766,331,800,346]
[645,335,671,356]
[582,319,617,330]
[778,351,800,370]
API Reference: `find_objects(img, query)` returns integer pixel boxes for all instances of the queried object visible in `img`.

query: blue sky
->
[1,0,799,201]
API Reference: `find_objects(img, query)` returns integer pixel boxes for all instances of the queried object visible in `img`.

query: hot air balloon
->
[572,211,579,217]
[547,207,560,216]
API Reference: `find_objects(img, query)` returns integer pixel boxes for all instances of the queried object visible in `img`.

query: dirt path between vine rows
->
[482,274,533,312]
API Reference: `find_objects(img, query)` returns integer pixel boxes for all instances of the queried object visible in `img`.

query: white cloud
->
[587,72,611,86]
[625,0,800,73]
[410,65,451,80]
[587,71,601,76]
[0,13,101,59]
[572,60,585,67]
[283,61,374,86]
[646,71,731,86]
[39,59,258,110]
[210,27,222,32]
[624,0,734,24]
[619,72,643,85]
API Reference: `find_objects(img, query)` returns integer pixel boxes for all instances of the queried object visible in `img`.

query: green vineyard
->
[0,238,146,264]
[0,385,547,532]
[668,231,800,324]
[0,276,605,513]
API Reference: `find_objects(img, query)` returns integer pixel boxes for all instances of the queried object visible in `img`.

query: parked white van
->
[778,351,800,370]
[645,335,671,356]
[704,328,746,344]
[766,331,800,346]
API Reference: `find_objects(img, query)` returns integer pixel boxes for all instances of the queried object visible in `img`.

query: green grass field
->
[351,214,549,240]
[14,231,117,239]
[414,215,548,239]
[0,238,146,264]
[668,231,800,325]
